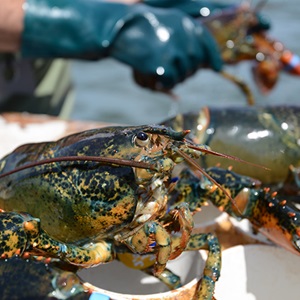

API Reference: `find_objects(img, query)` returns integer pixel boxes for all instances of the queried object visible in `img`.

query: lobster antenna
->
[186,143,270,170]
[177,149,241,212]
[0,156,156,179]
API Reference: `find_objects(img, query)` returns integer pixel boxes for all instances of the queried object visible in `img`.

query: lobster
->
[0,124,299,299]
[201,2,300,105]
[161,105,300,198]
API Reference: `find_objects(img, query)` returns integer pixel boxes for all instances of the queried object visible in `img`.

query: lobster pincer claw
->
[0,210,116,267]
[0,211,40,258]
[205,167,300,256]
[183,166,300,257]
[248,189,300,256]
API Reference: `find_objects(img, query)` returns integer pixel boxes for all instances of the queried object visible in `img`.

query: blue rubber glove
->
[143,0,235,17]
[21,0,223,91]
[144,0,271,30]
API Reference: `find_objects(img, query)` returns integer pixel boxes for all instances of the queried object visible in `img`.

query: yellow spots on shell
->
[104,144,114,153]
[110,198,135,217]
[47,149,56,157]
[77,145,90,156]
[4,233,22,257]
[77,196,135,234]
[23,219,39,235]
[0,160,6,173]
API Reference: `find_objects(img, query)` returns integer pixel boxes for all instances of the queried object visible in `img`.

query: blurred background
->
[70,0,300,125]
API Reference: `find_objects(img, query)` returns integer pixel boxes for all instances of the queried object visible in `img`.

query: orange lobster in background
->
[201,2,300,105]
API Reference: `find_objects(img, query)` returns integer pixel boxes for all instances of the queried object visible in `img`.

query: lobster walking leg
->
[143,266,182,289]
[187,233,221,300]
[166,231,220,300]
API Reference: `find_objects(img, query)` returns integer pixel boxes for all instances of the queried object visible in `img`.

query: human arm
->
[0,0,140,52]
[0,0,24,52]
[1,0,223,91]
[0,0,140,53]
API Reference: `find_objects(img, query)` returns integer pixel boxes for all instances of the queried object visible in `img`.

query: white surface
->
[230,217,273,244]
[0,116,67,158]
[79,250,203,296]
[213,245,300,300]
[193,203,228,230]
[80,244,300,300]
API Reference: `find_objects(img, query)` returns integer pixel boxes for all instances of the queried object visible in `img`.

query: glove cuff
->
[21,0,131,58]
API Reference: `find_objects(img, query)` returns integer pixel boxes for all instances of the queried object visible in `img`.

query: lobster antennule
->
[0,156,157,179]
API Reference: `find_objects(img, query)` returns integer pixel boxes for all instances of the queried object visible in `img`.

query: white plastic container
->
[79,250,205,299]
[213,244,300,300]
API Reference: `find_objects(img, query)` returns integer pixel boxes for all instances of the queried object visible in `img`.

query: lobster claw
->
[189,166,300,257]
[228,184,300,256]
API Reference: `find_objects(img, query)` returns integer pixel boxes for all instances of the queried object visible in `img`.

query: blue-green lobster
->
[0,122,299,299]
[161,105,300,198]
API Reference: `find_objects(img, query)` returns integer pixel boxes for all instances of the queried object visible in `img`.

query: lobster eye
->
[135,131,150,147]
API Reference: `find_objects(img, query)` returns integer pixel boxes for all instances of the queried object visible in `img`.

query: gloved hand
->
[143,0,235,18]
[144,0,271,30]
[21,0,223,91]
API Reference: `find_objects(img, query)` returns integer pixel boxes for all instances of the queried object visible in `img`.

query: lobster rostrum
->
[201,2,300,105]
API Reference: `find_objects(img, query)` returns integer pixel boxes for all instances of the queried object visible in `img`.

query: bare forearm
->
[0,0,24,52]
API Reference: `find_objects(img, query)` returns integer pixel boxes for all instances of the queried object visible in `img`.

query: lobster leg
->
[188,233,221,300]
[143,266,182,289]
[122,220,172,276]
[116,230,221,300]
[120,201,195,276]
[0,211,116,266]
[169,231,221,300]
[115,245,183,290]
[162,202,195,260]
